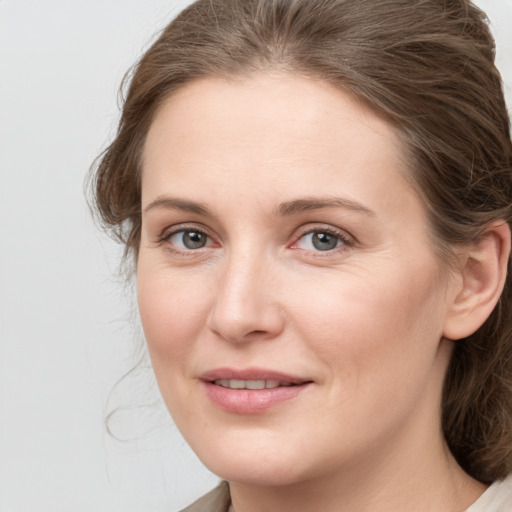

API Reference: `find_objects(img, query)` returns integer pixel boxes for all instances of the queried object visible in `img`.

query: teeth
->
[214,379,291,389]
[231,379,248,389]
[246,380,265,389]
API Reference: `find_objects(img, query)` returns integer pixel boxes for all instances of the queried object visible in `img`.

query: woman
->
[91,0,512,510]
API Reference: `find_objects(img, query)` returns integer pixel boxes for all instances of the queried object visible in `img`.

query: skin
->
[137,73,489,511]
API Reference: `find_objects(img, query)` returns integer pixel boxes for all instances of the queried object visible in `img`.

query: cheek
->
[136,268,218,425]
[292,260,446,382]
[284,262,449,450]
[137,269,212,366]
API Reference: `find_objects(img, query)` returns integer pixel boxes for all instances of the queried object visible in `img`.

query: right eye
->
[166,229,212,250]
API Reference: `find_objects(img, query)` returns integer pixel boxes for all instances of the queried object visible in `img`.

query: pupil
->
[183,231,206,249]
[312,232,337,251]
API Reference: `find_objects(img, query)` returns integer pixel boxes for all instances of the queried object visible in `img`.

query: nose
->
[206,252,285,343]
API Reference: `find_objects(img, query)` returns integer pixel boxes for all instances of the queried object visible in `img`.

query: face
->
[138,73,458,486]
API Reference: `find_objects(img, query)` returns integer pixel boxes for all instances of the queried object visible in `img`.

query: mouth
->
[212,379,298,390]
[200,367,311,387]
[199,368,313,414]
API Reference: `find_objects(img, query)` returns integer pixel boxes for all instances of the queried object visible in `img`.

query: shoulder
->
[180,481,231,512]
[465,475,512,512]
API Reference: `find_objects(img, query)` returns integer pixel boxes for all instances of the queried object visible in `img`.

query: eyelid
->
[159,222,209,239]
[157,222,218,251]
[290,223,355,251]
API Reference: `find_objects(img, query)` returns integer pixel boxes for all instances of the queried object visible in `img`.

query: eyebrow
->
[143,196,212,216]
[143,195,375,217]
[277,197,375,217]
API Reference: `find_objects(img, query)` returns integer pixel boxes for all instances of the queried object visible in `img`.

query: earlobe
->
[443,220,511,341]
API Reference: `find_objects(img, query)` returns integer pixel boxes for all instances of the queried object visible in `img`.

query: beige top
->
[181,476,512,512]
[180,481,230,512]
[464,475,512,512]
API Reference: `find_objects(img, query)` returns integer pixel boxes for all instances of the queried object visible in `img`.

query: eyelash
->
[291,225,354,255]
[157,223,354,256]
[158,224,214,253]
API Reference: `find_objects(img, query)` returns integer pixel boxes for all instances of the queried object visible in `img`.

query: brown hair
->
[90,0,512,483]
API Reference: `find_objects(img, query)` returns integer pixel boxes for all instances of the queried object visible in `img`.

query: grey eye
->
[311,232,339,251]
[295,230,344,252]
[171,230,209,250]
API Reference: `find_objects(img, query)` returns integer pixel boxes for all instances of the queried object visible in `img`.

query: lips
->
[199,368,312,414]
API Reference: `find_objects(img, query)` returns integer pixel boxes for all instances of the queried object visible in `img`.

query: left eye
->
[295,230,345,251]
[168,229,211,250]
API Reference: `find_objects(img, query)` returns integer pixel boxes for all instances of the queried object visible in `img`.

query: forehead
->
[141,72,416,220]
[144,72,402,163]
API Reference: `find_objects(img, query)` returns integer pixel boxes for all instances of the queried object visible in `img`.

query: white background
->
[0,1,511,511]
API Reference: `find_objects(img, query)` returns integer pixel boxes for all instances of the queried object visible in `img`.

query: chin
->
[188,434,313,487]
[206,458,308,487]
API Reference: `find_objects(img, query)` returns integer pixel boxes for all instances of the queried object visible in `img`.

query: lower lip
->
[203,381,309,414]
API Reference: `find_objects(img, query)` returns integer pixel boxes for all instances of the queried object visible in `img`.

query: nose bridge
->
[207,244,283,343]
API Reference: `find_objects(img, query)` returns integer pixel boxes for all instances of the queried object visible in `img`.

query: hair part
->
[90,0,512,482]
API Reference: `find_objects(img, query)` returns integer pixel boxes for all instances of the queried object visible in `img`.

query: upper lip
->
[199,367,312,385]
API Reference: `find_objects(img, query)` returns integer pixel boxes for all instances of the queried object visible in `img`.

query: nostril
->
[206,281,286,343]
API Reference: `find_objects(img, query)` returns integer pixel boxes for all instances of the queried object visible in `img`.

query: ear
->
[443,220,511,341]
